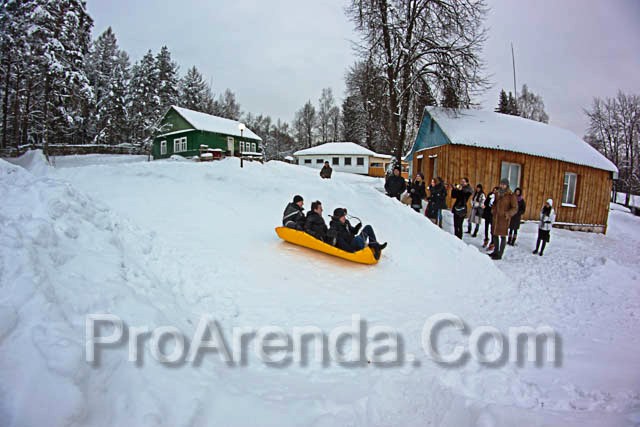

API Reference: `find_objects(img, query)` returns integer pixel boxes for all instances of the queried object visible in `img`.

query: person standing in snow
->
[508,188,526,245]
[482,187,498,249]
[489,178,518,260]
[467,184,486,237]
[409,172,427,212]
[426,177,447,227]
[320,161,333,179]
[449,177,473,239]
[327,208,387,258]
[282,195,306,230]
[533,199,556,256]
[385,166,406,200]
[304,200,328,241]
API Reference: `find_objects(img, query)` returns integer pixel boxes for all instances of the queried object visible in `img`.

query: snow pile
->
[1,154,638,426]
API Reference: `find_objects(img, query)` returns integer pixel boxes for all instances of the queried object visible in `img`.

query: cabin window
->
[251,143,256,152]
[501,162,521,189]
[344,157,352,166]
[371,162,383,168]
[304,159,312,164]
[332,157,339,165]
[562,172,578,206]
[239,141,245,153]
[356,157,365,166]
[316,159,324,164]
[160,140,167,155]
[173,137,187,153]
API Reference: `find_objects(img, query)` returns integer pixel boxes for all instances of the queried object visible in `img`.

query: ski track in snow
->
[0,152,639,426]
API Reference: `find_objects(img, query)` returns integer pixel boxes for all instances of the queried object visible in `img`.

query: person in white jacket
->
[533,198,556,256]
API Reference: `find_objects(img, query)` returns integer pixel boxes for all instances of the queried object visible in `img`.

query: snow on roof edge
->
[171,106,262,141]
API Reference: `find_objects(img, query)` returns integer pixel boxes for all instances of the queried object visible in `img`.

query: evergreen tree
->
[155,46,179,113]
[495,89,509,113]
[213,89,241,120]
[507,91,519,116]
[129,50,161,145]
[179,66,209,112]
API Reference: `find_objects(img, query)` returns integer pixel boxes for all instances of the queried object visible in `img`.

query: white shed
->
[293,142,377,175]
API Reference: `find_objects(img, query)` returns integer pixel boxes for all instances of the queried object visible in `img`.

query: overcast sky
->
[87,0,640,136]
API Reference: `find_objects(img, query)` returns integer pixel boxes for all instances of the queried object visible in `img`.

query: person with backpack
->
[282,195,306,230]
[467,184,486,237]
[384,166,406,200]
[508,188,526,245]
[533,199,556,256]
[409,172,427,212]
[304,200,328,241]
[449,177,473,239]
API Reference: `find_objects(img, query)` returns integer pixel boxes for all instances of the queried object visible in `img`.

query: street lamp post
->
[238,123,246,168]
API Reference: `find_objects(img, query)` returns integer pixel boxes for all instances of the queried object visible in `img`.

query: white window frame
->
[562,172,578,206]
[251,142,256,152]
[356,157,365,166]
[501,161,521,189]
[173,137,187,153]
[160,140,167,155]
[332,157,339,165]
[344,157,352,166]
[304,159,312,164]
[239,141,245,153]
[316,158,324,164]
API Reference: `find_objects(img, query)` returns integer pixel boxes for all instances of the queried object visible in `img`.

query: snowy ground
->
[1,152,639,426]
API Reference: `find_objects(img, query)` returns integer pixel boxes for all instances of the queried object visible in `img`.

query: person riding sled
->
[327,208,387,259]
[282,195,306,230]
[304,200,328,241]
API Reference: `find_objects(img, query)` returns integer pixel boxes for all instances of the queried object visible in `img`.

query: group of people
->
[385,171,557,260]
[282,195,387,259]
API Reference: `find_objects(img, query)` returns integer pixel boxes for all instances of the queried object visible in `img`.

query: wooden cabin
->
[368,154,409,179]
[407,107,619,233]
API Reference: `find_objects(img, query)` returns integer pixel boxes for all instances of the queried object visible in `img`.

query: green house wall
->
[152,107,262,159]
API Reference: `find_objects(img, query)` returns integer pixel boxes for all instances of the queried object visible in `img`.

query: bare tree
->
[346,0,489,162]
[293,101,316,148]
[317,88,336,143]
[518,84,549,123]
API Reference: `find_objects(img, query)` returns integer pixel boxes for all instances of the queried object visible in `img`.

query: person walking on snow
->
[327,208,387,259]
[320,161,332,179]
[489,178,518,260]
[304,200,328,241]
[409,172,427,212]
[507,187,526,245]
[449,177,473,239]
[533,199,556,256]
[482,187,498,249]
[282,195,306,230]
[385,166,406,200]
[467,184,486,237]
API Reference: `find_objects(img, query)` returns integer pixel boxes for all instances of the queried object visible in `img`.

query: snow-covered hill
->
[1,152,639,426]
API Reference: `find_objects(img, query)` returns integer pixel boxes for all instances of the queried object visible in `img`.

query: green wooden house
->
[152,106,262,159]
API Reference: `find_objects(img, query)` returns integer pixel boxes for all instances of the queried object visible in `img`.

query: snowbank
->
[1,154,638,426]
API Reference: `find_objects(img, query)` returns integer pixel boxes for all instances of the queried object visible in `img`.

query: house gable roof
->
[169,106,262,141]
[411,107,617,174]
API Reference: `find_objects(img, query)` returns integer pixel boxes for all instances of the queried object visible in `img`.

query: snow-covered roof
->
[171,106,262,141]
[426,107,618,173]
[294,142,377,157]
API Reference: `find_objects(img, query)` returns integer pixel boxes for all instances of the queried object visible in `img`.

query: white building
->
[293,142,378,175]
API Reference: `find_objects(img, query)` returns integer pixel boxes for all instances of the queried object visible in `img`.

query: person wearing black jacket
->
[384,166,406,200]
[304,200,328,241]
[282,195,306,230]
[327,208,387,258]
[482,187,498,248]
[319,161,332,179]
[426,177,447,227]
[409,172,426,212]
[507,188,526,246]
[449,177,473,239]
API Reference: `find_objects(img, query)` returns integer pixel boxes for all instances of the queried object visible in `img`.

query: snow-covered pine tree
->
[129,50,161,146]
[506,91,519,116]
[179,66,209,112]
[155,46,179,114]
[495,89,509,113]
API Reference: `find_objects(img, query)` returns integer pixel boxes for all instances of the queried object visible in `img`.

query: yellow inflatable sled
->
[275,227,379,265]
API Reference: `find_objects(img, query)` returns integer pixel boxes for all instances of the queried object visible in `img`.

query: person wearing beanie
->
[384,166,406,200]
[282,195,306,230]
[507,188,527,245]
[489,178,518,260]
[320,161,333,179]
[533,199,556,256]
[326,207,387,259]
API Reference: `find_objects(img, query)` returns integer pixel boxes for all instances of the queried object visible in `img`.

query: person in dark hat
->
[282,195,306,230]
[533,198,556,256]
[327,208,387,258]
[320,161,333,179]
[384,166,406,200]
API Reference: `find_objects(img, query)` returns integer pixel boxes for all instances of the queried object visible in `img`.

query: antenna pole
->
[511,42,517,99]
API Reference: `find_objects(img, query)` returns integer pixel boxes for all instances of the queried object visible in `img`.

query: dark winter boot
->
[482,238,489,248]
[511,235,517,246]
